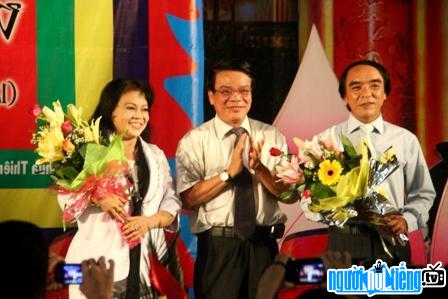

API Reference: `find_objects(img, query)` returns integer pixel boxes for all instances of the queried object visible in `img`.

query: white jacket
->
[58,140,181,298]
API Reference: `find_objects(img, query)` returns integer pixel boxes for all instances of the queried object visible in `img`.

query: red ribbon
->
[58,161,141,248]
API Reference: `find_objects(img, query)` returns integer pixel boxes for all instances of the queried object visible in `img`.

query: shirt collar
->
[213,115,251,139]
[347,114,385,134]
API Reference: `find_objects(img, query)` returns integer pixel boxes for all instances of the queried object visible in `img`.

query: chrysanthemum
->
[317,159,343,186]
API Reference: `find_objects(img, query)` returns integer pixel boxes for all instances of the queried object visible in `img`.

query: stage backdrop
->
[0,0,203,268]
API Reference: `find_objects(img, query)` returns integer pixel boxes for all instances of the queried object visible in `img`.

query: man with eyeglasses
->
[301,60,435,265]
[176,59,295,299]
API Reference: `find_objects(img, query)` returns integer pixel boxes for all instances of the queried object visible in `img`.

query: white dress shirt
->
[176,115,287,234]
[302,114,435,232]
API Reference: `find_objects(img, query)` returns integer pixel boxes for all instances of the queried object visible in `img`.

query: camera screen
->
[61,264,83,285]
[285,258,325,284]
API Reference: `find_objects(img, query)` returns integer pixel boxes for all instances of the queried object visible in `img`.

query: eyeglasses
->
[214,87,252,98]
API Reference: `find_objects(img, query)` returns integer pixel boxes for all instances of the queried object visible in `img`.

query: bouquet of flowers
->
[271,128,408,248]
[31,101,138,247]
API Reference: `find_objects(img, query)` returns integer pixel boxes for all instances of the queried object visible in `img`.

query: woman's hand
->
[122,211,176,241]
[96,195,127,223]
[122,216,150,241]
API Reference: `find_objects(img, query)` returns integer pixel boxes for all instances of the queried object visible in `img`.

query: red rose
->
[269,147,282,157]
[61,120,73,135]
[302,189,311,198]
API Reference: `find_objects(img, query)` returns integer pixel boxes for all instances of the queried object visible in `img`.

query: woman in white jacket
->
[58,79,182,299]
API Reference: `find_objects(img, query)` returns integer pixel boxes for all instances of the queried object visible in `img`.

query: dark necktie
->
[230,127,256,239]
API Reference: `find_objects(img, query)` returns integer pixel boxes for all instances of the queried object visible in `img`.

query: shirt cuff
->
[403,211,418,232]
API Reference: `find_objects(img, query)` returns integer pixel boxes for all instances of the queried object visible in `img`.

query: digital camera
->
[284,257,325,284]
[54,263,83,285]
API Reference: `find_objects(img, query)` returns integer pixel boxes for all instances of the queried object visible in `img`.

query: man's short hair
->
[338,60,391,99]
[207,59,254,91]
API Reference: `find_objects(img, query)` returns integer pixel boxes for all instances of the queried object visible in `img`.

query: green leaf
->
[310,182,336,199]
[303,168,314,180]
[340,134,358,159]
[306,152,320,165]
[296,184,306,193]
[84,143,109,166]
[280,190,294,200]
[59,166,80,180]
[78,144,88,159]
[343,157,361,171]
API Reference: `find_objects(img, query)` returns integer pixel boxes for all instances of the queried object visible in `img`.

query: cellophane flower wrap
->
[271,127,408,249]
[31,100,139,248]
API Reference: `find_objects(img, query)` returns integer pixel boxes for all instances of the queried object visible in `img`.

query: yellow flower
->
[90,117,101,144]
[41,100,65,127]
[318,159,343,186]
[379,147,396,164]
[79,117,102,144]
[35,126,65,164]
[67,104,83,126]
[374,187,388,199]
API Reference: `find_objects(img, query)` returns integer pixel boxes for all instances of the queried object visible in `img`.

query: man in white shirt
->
[314,60,435,264]
[176,59,295,299]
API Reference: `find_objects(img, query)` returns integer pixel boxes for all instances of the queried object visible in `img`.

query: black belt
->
[205,223,285,240]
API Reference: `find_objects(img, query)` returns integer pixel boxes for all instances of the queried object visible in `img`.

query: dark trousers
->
[194,230,278,299]
[328,224,411,266]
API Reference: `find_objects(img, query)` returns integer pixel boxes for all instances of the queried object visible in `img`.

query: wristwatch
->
[219,171,231,182]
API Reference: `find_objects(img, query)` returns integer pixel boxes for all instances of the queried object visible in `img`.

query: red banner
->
[0,1,37,149]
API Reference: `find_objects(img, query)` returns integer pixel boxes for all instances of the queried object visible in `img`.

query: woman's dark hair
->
[338,60,391,99]
[91,79,153,143]
[206,59,255,91]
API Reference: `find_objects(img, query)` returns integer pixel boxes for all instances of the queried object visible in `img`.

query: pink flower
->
[30,104,41,117]
[294,137,323,164]
[269,147,282,157]
[319,127,342,153]
[275,156,304,186]
[61,120,73,135]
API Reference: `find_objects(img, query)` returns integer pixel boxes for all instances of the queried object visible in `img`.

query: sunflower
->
[317,159,343,186]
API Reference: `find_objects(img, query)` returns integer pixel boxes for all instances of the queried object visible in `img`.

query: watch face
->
[220,171,229,182]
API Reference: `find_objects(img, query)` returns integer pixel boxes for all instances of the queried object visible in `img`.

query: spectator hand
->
[319,251,352,289]
[80,257,114,299]
[319,250,352,270]
[256,254,291,299]
[46,249,65,291]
